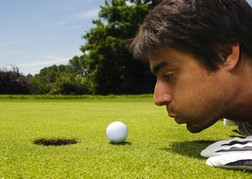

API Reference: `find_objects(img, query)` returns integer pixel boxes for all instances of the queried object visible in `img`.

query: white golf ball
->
[106,121,128,143]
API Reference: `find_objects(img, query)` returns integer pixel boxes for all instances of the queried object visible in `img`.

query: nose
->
[153,80,173,106]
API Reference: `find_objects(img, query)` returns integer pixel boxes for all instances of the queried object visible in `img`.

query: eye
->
[163,73,174,82]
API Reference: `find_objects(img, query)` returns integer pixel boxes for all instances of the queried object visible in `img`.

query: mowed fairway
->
[0,95,251,178]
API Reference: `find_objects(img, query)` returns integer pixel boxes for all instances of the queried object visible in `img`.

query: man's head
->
[130,0,252,70]
[129,0,252,133]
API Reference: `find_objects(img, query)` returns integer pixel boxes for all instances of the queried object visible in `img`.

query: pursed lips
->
[166,105,176,118]
[166,106,185,124]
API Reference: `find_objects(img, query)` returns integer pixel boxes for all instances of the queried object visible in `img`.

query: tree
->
[29,62,94,95]
[80,0,160,94]
[69,55,89,77]
[0,66,35,94]
[28,0,162,95]
[54,74,93,95]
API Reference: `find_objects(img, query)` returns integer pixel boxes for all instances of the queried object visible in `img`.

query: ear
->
[223,44,240,71]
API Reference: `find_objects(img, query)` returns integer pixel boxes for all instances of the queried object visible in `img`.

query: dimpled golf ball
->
[106,121,128,143]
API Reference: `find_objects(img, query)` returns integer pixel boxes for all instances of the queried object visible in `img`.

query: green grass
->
[0,95,251,178]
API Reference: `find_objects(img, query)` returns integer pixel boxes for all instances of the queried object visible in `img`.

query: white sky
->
[0,0,251,75]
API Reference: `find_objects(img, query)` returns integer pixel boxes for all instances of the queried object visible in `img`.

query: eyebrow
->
[151,61,171,75]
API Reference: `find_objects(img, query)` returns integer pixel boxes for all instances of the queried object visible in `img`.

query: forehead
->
[149,47,188,62]
[149,47,206,74]
[149,48,187,69]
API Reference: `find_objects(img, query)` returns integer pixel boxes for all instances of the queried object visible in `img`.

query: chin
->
[186,124,205,133]
[186,118,219,133]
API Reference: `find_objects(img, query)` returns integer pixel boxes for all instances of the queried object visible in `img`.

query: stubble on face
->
[150,47,230,133]
[171,69,226,133]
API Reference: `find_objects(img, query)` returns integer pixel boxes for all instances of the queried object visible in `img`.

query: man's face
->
[150,47,229,133]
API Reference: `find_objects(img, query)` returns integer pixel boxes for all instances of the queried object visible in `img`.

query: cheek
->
[173,78,221,117]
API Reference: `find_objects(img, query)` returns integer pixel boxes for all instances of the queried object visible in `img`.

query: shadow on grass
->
[109,141,132,146]
[160,140,217,159]
[230,129,246,138]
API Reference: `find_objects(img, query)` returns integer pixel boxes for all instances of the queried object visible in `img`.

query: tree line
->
[1,0,162,95]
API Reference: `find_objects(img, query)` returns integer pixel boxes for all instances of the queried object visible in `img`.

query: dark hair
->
[129,0,252,71]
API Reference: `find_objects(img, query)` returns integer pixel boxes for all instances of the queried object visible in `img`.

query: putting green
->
[0,95,250,178]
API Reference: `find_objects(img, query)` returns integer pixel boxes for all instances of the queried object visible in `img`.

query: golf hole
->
[32,138,79,146]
